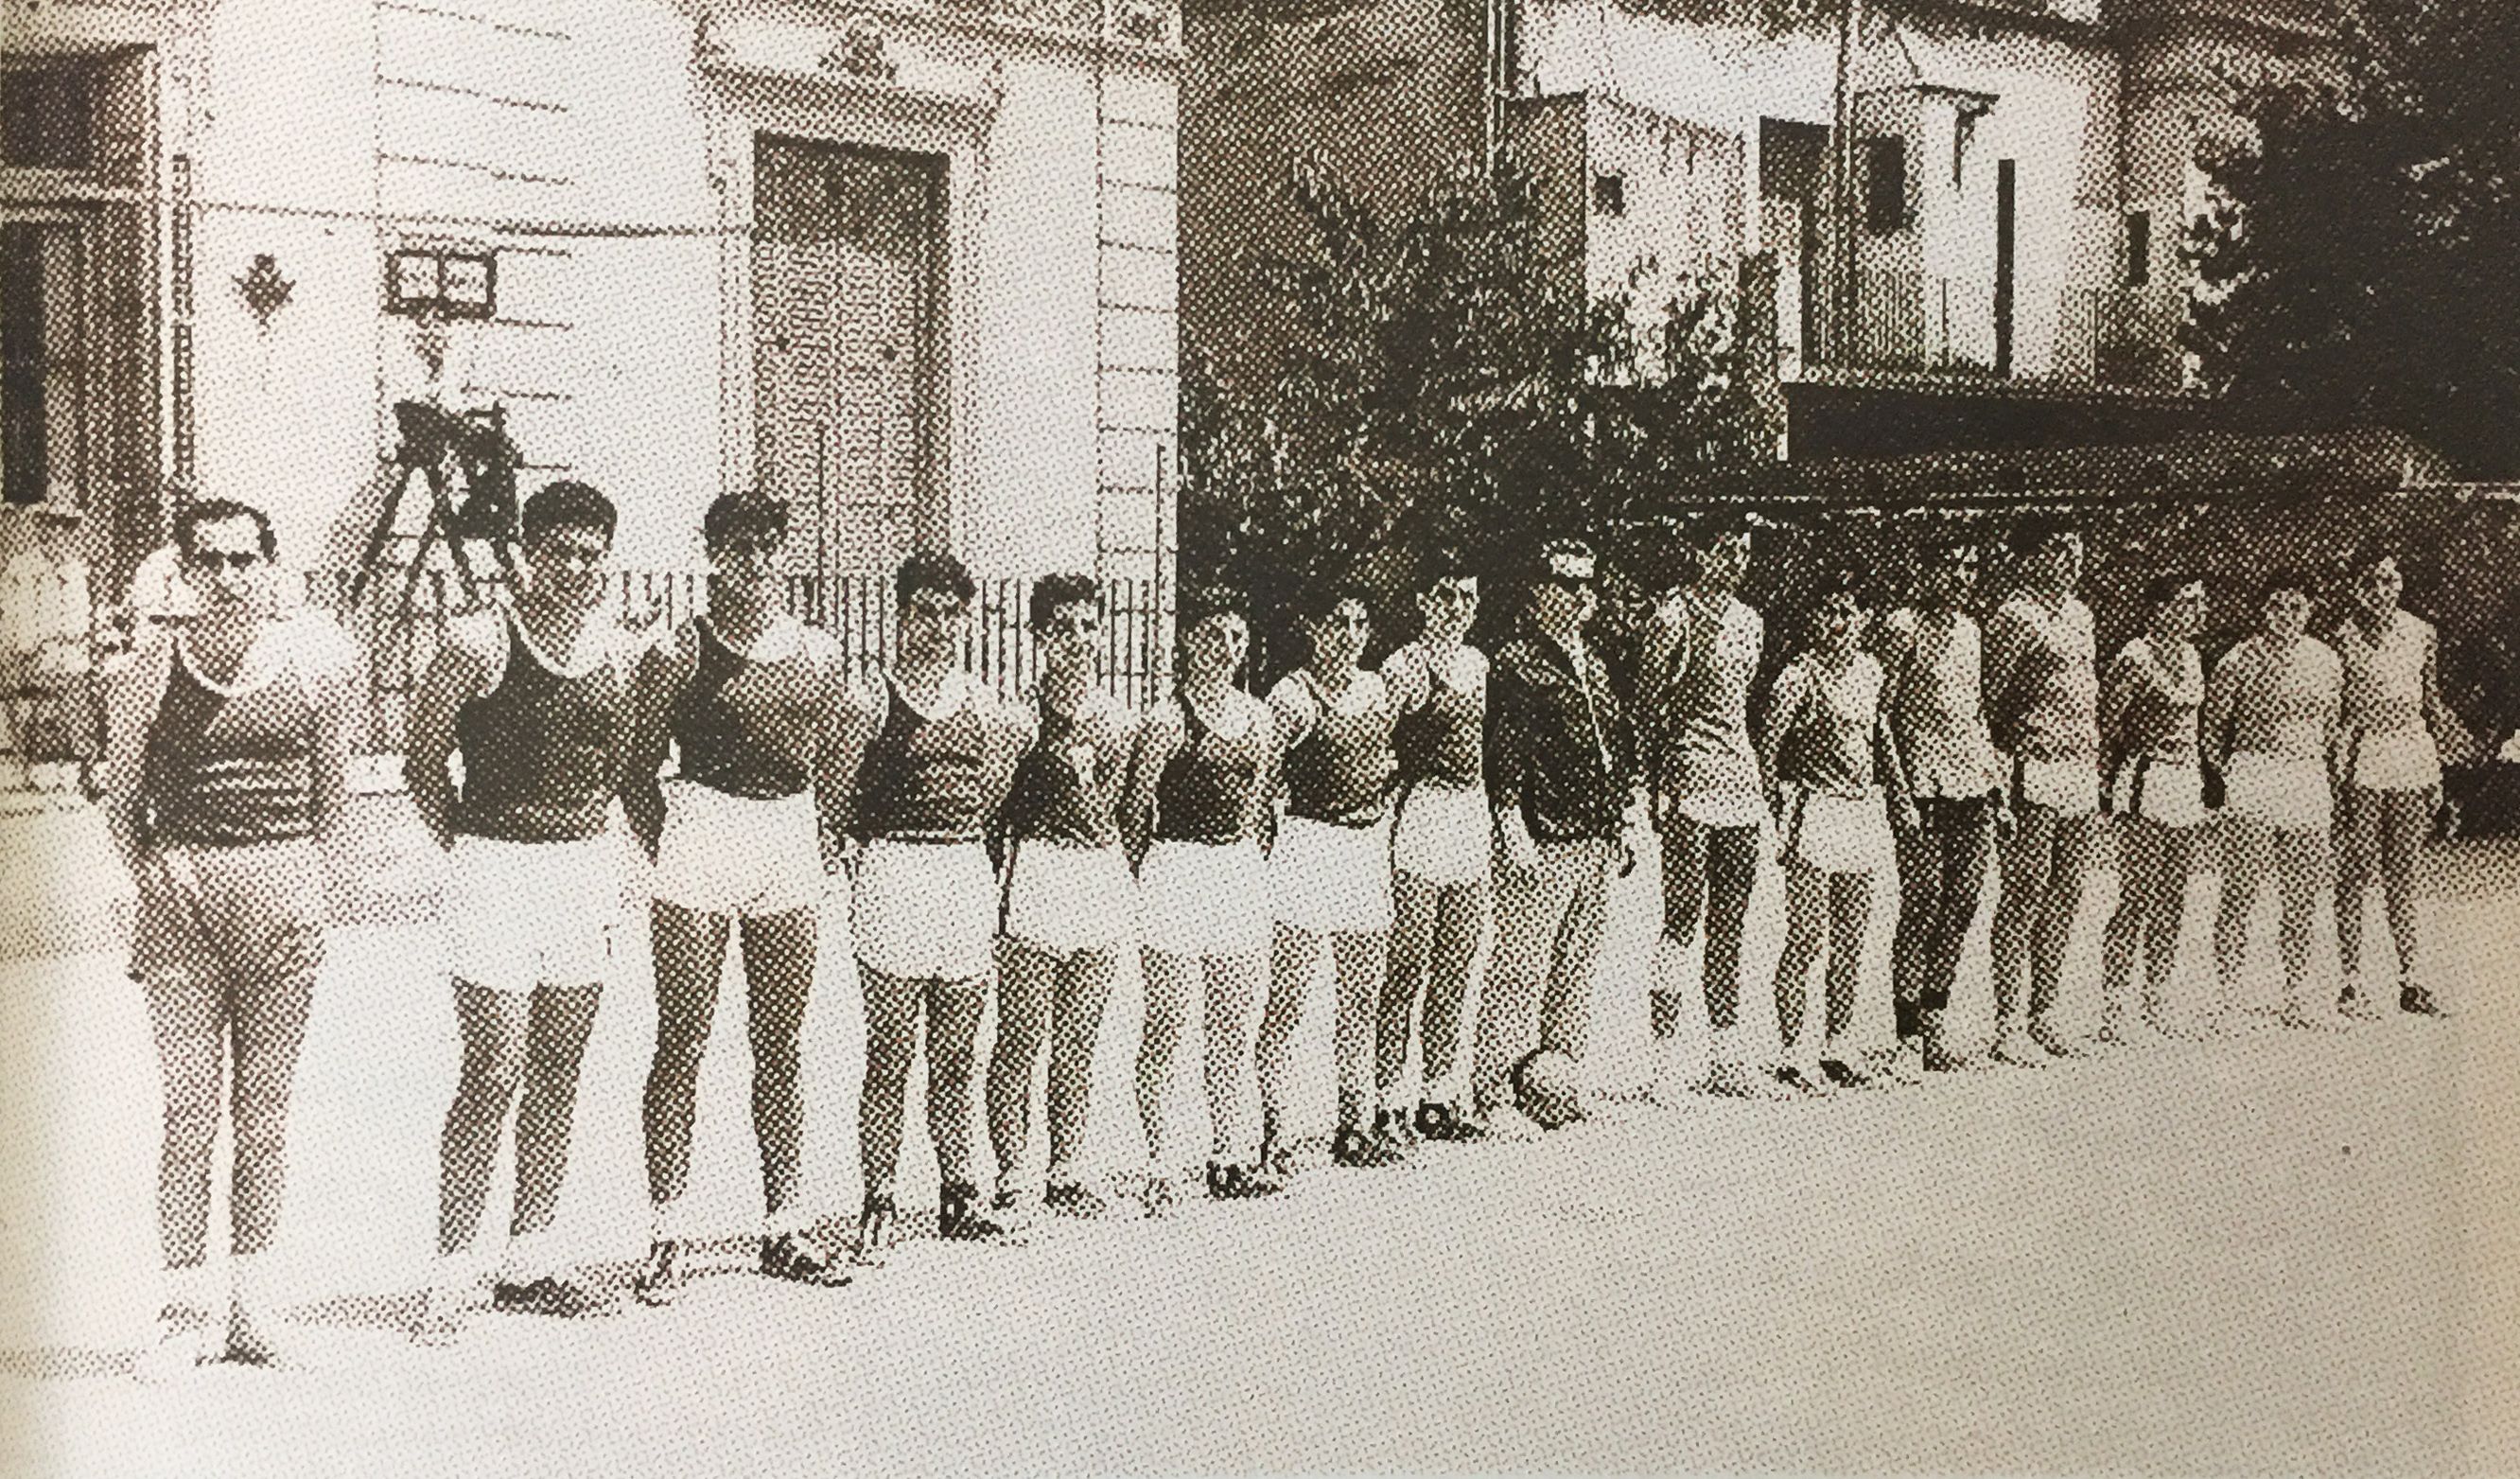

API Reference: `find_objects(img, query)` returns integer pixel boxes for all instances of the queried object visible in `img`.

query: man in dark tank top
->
[620,495,853,1305]
[824,550,1031,1259]
[984,573,1137,1224]
[101,498,359,1376]
[405,482,637,1339]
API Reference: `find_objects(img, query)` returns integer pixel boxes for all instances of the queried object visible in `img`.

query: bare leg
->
[1380,872,1439,1102]
[987,941,1057,1194]
[1256,923,1319,1154]
[438,983,531,1258]
[641,901,730,1213]
[2144,824,2202,1019]
[1202,953,1266,1163]
[2275,830,2323,1004]
[1330,930,1388,1134]
[1772,865,1829,1052]
[510,983,602,1241]
[1991,806,2057,1027]
[2103,818,2162,1029]
[226,962,316,1258]
[737,907,816,1223]
[1823,872,1871,1047]
[2030,812,2101,1031]
[1045,948,1115,1185]
[922,978,988,1192]
[2214,819,2272,1015]
[856,966,921,1203]
[1419,879,1486,1100]
[2377,789,2430,984]
[2334,786,2381,981]
[144,974,224,1274]
[1136,949,1193,1168]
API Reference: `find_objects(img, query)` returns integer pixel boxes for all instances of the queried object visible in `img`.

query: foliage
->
[1179,160,1770,678]
[2189,0,2520,477]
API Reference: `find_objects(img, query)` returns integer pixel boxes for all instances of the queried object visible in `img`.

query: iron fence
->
[1802,270,2188,390]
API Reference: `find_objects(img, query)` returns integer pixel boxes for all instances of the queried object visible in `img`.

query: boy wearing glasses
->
[619,495,854,1305]
[825,551,1032,1259]
[1473,540,1634,1136]
[986,573,1137,1222]
[408,482,639,1339]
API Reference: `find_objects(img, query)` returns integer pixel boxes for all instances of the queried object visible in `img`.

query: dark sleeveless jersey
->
[672,618,823,800]
[1000,695,1121,848]
[143,632,324,847]
[1282,671,1396,825]
[1154,694,1269,845]
[855,676,989,842]
[453,610,627,843]
[1393,648,1484,790]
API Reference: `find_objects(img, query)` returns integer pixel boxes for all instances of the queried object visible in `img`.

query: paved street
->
[0,804,2514,1475]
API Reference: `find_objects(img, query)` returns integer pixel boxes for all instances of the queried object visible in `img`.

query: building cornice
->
[765,0,1184,68]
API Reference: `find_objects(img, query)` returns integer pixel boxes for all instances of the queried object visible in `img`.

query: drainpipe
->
[1829,0,1865,362]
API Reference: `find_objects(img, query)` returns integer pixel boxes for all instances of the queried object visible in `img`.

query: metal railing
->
[1801,270,2189,389]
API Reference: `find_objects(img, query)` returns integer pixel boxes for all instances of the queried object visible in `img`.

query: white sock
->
[163,1263,218,1317]
[762,1205,812,1240]
[428,1250,474,1297]
[228,1251,274,1314]
[499,1229,557,1286]
[651,1199,685,1245]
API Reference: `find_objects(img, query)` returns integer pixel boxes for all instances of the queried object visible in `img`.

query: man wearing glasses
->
[1471,539,1635,1137]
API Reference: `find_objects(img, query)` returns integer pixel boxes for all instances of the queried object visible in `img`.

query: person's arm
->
[978,687,1037,838]
[617,626,689,862]
[819,670,886,861]
[1979,602,2032,753]
[96,644,169,873]
[1118,700,1181,870]
[1757,660,1808,821]
[1483,649,1540,872]
[2419,625,2476,767]
[403,613,499,852]
[1380,643,1432,716]
[1636,600,1685,822]
[2200,643,2245,775]
[301,619,362,845]
[1870,660,1917,831]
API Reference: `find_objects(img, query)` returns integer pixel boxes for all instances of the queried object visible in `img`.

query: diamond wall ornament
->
[234,253,293,327]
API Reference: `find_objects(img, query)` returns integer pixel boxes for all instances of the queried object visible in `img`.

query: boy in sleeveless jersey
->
[1872,536,2005,1075]
[1260,579,1408,1171]
[1640,518,1776,1100]
[1983,518,2106,1065]
[1376,550,1492,1145]
[101,500,359,1375]
[408,483,638,1338]
[986,574,1137,1223]
[621,495,852,1304]
[827,551,1032,1259]
[1121,587,1287,1212]
[1474,540,1636,1136]
[2330,545,2470,1019]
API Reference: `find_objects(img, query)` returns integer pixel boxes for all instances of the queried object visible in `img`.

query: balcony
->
[1794,270,2191,393]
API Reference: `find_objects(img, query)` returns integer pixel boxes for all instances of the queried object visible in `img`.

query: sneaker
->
[1470,1098,1547,1142]
[223,1304,293,1368]
[1921,1036,1983,1072]
[2091,1015,2138,1050]
[1817,1056,1875,1090]
[760,1231,852,1287]
[1412,1100,1488,1142]
[1373,1107,1420,1154]
[2277,1004,2348,1032]
[854,1192,899,1264]
[1773,1064,1829,1097]
[1331,1124,1406,1168]
[133,1305,213,1382]
[2026,1020,2088,1059]
[492,1276,618,1320]
[632,1240,685,1307]
[1141,1175,1179,1219]
[409,1280,468,1347]
[1698,1059,1792,1100]
[2338,985,2389,1021]
[2400,984,2449,1019]
[1205,1161,1284,1200]
[1043,1180,1109,1220]
[937,1182,1010,1241]
[1880,1039,1928,1085]
[1989,1027,2051,1067]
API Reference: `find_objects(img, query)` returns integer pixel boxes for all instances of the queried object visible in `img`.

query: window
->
[1593,172,1626,217]
[386,247,498,319]
[2126,210,2153,287]
[1864,136,1906,234]
[1,65,96,171]
[1,220,89,506]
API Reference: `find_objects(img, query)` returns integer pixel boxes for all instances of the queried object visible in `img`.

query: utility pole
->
[1828,0,1866,363]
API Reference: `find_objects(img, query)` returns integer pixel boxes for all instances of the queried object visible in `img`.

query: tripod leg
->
[431,465,481,605]
[348,463,418,607]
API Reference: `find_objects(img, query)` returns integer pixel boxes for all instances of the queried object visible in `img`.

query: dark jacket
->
[1487,626,1632,842]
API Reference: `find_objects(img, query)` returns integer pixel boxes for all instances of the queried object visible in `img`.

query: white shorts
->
[1391,781,1492,886]
[1779,785,1890,874]
[1139,839,1270,959]
[2110,759,2208,830]
[852,838,996,981]
[2013,754,2100,816]
[446,832,621,994]
[2223,751,2333,834]
[2346,726,2441,792]
[651,780,825,917]
[1271,815,1394,935]
[1000,839,1135,956]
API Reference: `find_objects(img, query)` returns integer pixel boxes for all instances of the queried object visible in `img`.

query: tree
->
[2190,0,2520,478]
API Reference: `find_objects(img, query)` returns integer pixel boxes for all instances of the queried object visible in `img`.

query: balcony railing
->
[1799,270,2189,391]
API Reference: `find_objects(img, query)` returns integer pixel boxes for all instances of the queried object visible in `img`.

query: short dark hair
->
[1415,545,1478,591]
[1532,537,1596,582]
[1684,511,1753,548]
[1802,569,1867,618]
[520,481,617,547]
[1294,576,1372,624]
[895,548,976,606]
[1029,572,1100,628]
[2348,539,2405,575]
[1921,532,1981,562]
[702,494,789,555]
[2144,570,2204,607]
[1178,582,1247,632]
[2009,511,2080,557]
[2258,567,2315,603]
[175,499,277,559]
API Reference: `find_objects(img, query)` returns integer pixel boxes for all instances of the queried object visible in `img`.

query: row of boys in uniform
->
[101,484,2460,1376]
